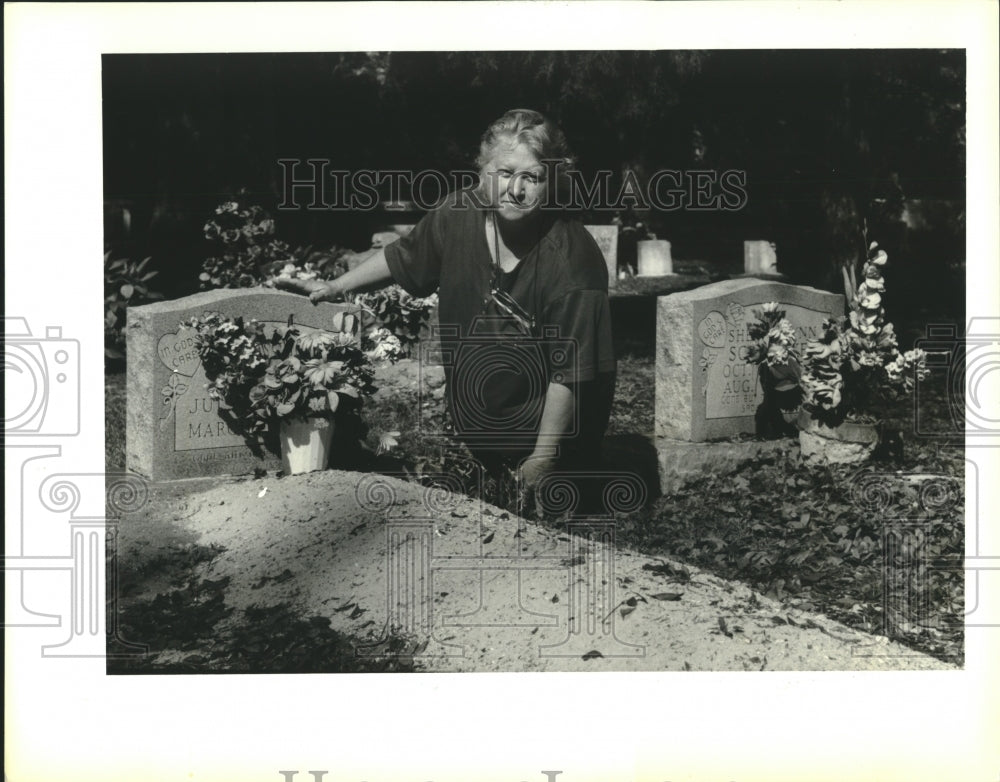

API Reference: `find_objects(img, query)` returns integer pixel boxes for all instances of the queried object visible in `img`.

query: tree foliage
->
[104,50,964,299]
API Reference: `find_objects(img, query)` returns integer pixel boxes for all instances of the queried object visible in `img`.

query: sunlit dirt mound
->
[117,470,955,672]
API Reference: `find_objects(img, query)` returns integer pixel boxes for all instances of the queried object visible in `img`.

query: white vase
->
[279,416,335,475]
[797,411,879,465]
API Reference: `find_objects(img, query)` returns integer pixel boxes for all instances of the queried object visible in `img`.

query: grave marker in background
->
[637,239,673,277]
[584,224,619,287]
[656,278,844,442]
[654,278,843,492]
[126,288,354,481]
[743,240,781,278]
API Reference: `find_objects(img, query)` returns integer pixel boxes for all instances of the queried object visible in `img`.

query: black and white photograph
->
[6,3,999,782]
[101,47,969,675]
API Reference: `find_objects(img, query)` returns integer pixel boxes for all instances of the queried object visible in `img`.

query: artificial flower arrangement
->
[351,286,439,354]
[746,302,802,392]
[744,302,804,437]
[268,261,436,358]
[249,311,378,421]
[184,310,401,456]
[267,254,437,357]
[797,241,928,427]
[202,193,437,354]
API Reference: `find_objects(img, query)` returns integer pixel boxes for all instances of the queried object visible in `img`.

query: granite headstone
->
[126,288,356,481]
[656,278,844,442]
[584,224,619,287]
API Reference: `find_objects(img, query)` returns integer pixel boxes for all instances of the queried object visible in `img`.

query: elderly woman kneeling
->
[278,108,616,505]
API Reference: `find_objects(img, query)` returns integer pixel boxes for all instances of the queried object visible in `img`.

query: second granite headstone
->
[656,278,844,442]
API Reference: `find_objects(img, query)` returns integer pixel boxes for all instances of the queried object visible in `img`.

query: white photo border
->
[5,3,998,782]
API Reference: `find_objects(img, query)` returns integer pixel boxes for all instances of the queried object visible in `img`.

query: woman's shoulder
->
[541,216,610,293]
[403,189,483,242]
[427,187,487,216]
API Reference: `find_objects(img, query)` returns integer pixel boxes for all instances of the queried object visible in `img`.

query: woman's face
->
[481,140,548,223]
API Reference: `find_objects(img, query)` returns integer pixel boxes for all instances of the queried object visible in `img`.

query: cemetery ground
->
[105,314,964,673]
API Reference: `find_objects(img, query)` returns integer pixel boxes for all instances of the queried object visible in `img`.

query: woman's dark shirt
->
[384,189,616,462]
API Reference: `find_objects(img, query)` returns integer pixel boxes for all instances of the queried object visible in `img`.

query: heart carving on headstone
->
[156,327,202,377]
[697,311,727,349]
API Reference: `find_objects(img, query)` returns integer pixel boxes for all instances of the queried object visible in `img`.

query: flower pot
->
[279,416,335,475]
[797,410,879,465]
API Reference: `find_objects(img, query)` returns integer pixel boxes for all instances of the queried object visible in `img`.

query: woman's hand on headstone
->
[273,277,344,304]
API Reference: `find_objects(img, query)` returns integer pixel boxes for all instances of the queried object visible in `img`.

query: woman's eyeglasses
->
[486,211,537,337]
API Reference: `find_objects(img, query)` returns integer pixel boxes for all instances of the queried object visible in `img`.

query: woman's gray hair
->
[475,108,576,172]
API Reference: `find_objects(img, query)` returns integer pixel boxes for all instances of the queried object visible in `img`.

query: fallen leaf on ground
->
[642,561,691,582]
[582,650,603,660]
[650,592,684,601]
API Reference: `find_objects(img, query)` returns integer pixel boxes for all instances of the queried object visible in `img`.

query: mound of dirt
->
[118,470,955,672]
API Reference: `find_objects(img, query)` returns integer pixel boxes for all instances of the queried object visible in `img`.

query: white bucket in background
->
[637,239,673,276]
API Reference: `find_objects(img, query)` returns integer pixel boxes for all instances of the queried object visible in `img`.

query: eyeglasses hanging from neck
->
[488,211,539,337]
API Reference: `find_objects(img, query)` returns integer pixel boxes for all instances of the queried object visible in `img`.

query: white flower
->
[766,342,790,366]
[885,355,905,383]
[857,350,883,368]
[366,328,404,363]
[772,319,797,345]
[858,289,882,310]
[903,348,930,381]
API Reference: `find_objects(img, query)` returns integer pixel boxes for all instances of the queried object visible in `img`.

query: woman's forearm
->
[532,381,575,459]
[330,248,393,295]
